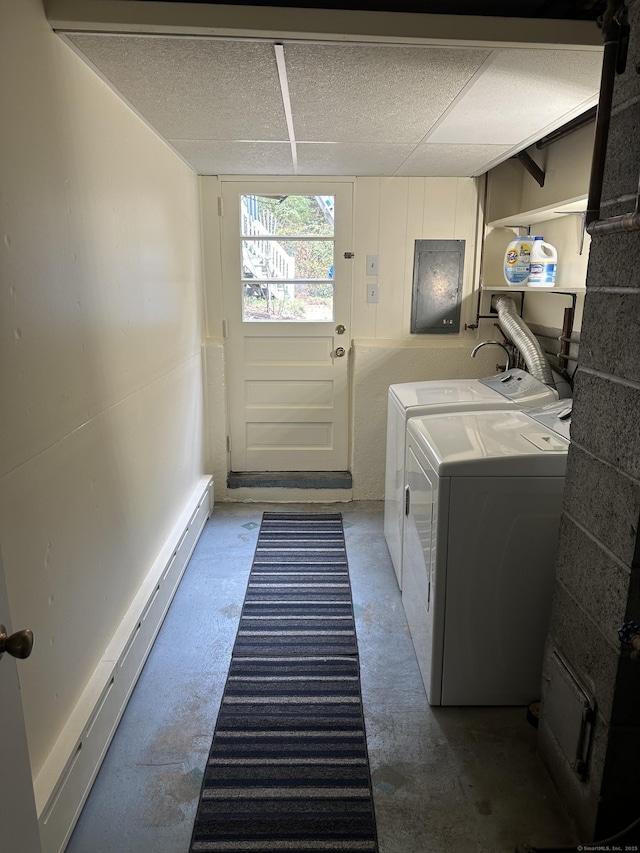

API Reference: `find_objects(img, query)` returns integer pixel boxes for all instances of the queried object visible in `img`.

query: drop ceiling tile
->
[297,143,414,175]
[284,43,491,144]
[171,140,294,175]
[66,35,288,140]
[396,143,512,176]
[429,48,602,145]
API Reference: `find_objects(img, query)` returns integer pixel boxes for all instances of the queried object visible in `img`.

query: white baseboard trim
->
[34,475,214,853]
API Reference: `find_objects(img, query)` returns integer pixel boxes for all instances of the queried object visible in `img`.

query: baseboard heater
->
[34,476,214,853]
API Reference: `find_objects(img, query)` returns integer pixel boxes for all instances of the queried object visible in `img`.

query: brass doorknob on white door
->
[0,624,34,660]
[334,347,346,357]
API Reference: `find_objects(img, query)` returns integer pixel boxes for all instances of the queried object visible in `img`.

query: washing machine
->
[402,400,571,706]
[384,368,559,589]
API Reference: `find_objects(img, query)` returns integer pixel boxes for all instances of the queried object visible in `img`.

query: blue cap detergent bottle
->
[503,237,533,285]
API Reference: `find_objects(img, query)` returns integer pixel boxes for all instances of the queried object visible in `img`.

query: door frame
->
[218,176,355,474]
[0,546,42,853]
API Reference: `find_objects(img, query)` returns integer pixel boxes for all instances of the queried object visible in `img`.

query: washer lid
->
[389,368,557,413]
[522,399,572,441]
[407,409,569,477]
[389,378,500,411]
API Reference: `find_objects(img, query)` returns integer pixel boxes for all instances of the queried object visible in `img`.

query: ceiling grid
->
[59,5,604,177]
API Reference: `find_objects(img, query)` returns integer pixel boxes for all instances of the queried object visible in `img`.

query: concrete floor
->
[66,500,579,853]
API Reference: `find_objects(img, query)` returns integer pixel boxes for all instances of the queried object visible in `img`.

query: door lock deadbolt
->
[335,324,346,334]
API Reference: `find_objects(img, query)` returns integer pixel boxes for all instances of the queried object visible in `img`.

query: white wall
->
[0,0,205,786]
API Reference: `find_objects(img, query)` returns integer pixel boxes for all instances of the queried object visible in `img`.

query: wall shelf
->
[481,284,586,294]
[478,143,591,366]
[487,195,587,229]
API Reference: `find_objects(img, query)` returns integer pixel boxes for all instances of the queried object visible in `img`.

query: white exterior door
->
[0,548,42,853]
[221,180,353,472]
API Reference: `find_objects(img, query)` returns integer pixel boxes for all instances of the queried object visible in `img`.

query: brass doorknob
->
[334,347,346,357]
[0,624,34,660]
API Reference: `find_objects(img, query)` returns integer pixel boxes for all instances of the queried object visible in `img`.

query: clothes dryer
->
[402,401,570,706]
[384,369,558,589]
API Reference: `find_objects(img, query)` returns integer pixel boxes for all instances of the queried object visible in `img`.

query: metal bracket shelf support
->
[514,150,545,188]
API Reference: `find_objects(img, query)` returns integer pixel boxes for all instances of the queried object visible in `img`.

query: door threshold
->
[227,471,352,490]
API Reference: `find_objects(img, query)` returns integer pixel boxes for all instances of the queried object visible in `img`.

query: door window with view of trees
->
[240,194,335,321]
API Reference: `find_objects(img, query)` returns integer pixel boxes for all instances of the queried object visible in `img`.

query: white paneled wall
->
[0,1,207,848]
[200,174,490,500]
[350,176,489,498]
[353,177,481,340]
[372,178,412,339]
[351,178,381,341]
[198,117,592,504]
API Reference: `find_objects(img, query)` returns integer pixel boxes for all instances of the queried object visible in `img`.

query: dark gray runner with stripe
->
[189,512,378,853]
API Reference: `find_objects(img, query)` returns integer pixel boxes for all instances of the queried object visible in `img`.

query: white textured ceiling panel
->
[170,140,294,175]
[296,143,414,175]
[429,48,602,145]
[284,43,492,144]
[396,143,513,176]
[60,28,602,178]
[66,35,289,140]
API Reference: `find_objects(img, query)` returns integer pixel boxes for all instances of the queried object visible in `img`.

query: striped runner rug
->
[189,512,378,853]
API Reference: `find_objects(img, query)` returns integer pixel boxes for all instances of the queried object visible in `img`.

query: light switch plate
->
[366,254,379,276]
[367,283,379,303]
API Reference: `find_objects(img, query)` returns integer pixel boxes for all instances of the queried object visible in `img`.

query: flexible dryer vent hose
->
[493,295,556,388]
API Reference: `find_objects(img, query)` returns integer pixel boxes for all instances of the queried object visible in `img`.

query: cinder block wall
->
[538,0,640,839]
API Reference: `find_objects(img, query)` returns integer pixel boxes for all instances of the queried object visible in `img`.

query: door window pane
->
[242,240,333,280]
[242,194,334,238]
[241,194,335,322]
[243,282,334,322]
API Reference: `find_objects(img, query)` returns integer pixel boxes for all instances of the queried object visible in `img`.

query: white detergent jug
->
[528,236,557,287]
[503,237,533,286]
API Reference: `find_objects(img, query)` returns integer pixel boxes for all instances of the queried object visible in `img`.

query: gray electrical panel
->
[410,239,465,334]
